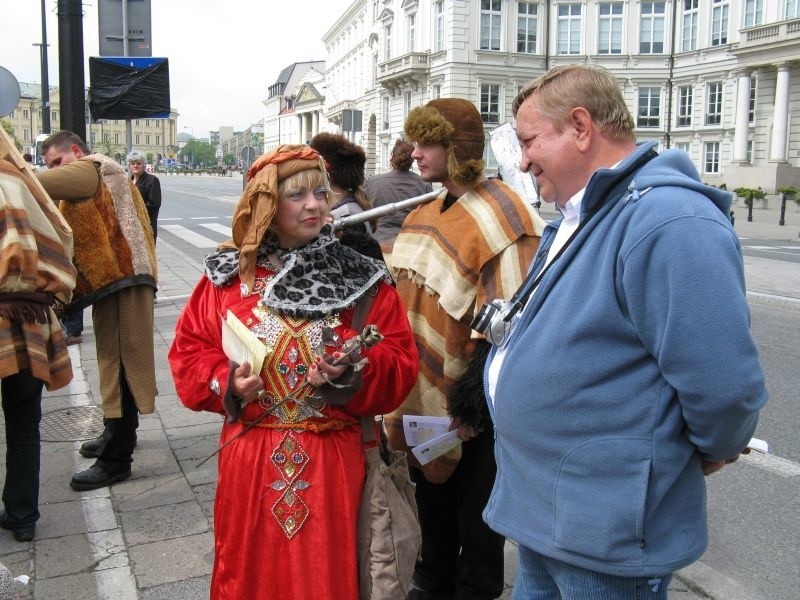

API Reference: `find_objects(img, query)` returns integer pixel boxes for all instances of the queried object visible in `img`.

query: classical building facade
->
[316,0,800,192]
[2,82,179,165]
[263,61,328,152]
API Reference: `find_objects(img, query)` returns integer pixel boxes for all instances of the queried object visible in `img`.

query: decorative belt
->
[240,417,358,434]
[0,291,54,324]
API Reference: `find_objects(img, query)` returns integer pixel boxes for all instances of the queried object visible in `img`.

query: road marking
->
[199,222,233,236]
[190,216,218,220]
[741,450,800,478]
[161,224,219,248]
[68,347,139,600]
[747,290,800,306]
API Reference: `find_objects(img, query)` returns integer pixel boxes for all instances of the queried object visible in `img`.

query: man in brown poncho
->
[39,130,157,491]
[0,131,76,541]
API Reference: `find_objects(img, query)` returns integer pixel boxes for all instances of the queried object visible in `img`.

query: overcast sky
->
[1,0,353,139]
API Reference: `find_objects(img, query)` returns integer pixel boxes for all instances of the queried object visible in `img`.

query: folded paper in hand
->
[221,310,266,375]
[402,415,462,466]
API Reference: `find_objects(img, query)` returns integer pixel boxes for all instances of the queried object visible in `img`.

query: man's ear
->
[71,143,85,158]
[569,107,593,151]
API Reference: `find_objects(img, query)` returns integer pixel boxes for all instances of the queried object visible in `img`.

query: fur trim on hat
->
[404,99,486,185]
[310,133,366,190]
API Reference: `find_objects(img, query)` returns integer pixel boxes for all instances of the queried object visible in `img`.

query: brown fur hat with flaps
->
[404,98,485,185]
[310,133,366,191]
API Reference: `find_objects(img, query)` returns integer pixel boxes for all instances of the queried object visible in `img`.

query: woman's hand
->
[231,361,265,404]
[307,353,351,387]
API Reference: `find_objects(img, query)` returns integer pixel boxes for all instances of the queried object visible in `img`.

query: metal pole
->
[38,0,51,134]
[747,192,754,222]
[56,0,86,142]
[779,193,787,226]
[122,0,133,156]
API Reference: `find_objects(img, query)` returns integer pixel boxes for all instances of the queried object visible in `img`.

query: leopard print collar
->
[203,229,390,318]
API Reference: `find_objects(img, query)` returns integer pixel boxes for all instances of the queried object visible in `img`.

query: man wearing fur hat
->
[39,130,157,491]
[386,99,541,599]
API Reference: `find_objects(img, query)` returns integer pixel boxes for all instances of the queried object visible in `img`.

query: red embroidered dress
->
[169,261,417,600]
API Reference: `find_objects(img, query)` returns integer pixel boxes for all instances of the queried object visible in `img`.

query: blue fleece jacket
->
[484,141,767,577]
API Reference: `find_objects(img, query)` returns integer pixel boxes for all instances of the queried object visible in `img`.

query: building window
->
[104,133,110,143]
[480,0,502,51]
[404,91,412,117]
[407,13,416,52]
[675,141,691,157]
[114,133,119,145]
[23,128,30,141]
[598,3,623,55]
[785,0,800,19]
[637,87,661,128]
[557,3,582,55]
[744,0,763,26]
[433,84,441,99]
[682,0,698,52]
[135,134,140,145]
[384,24,392,59]
[749,76,756,123]
[677,85,693,127]
[23,109,29,119]
[711,0,729,46]
[640,2,664,54]
[517,2,538,54]
[481,84,500,123]
[135,120,140,127]
[156,135,160,145]
[382,97,390,129]
[704,142,720,173]
[51,111,57,120]
[145,119,150,127]
[146,134,150,144]
[746,140,753,163]
[706,82,722,125]
[434,0,445,52]
[91,131,97,144]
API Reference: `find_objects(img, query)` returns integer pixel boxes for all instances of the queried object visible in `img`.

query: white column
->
[769,64,790,162]
[732,72,751,163]
[297,114,306,144]
[312,111,320,137]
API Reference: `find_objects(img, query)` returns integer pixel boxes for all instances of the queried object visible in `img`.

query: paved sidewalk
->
[2,196,796,599]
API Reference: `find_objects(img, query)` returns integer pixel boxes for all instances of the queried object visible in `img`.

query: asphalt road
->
[156,175,799,599]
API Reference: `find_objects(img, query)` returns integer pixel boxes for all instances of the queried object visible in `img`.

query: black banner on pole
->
[88,56,170,119]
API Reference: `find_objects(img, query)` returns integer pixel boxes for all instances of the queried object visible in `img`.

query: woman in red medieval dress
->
[168,145,418,599]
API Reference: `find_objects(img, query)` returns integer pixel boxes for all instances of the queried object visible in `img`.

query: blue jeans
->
[512,545,671,600]
[61,304,84,336]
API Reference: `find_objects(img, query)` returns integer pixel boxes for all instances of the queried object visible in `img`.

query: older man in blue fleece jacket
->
[480,65,768,600]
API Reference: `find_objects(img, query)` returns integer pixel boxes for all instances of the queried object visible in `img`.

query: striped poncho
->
[386,178,540,482]
[0,159,76,389]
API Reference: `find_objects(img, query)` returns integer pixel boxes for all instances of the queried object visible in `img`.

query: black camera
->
[471,299,517,347]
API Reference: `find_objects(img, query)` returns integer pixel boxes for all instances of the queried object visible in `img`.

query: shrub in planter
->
[778,186,800,205]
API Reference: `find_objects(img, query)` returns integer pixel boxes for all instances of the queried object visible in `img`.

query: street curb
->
[675,561,764,600]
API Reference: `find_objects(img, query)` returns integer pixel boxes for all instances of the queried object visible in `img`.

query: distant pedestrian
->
[127,150,161,242]
[0,145,76,543]
[364,139,433,252]
[39,130,158,492]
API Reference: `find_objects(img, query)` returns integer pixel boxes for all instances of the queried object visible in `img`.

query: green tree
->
[1,120,22,150]
[223,153,236,166]
[180,139,216,167]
